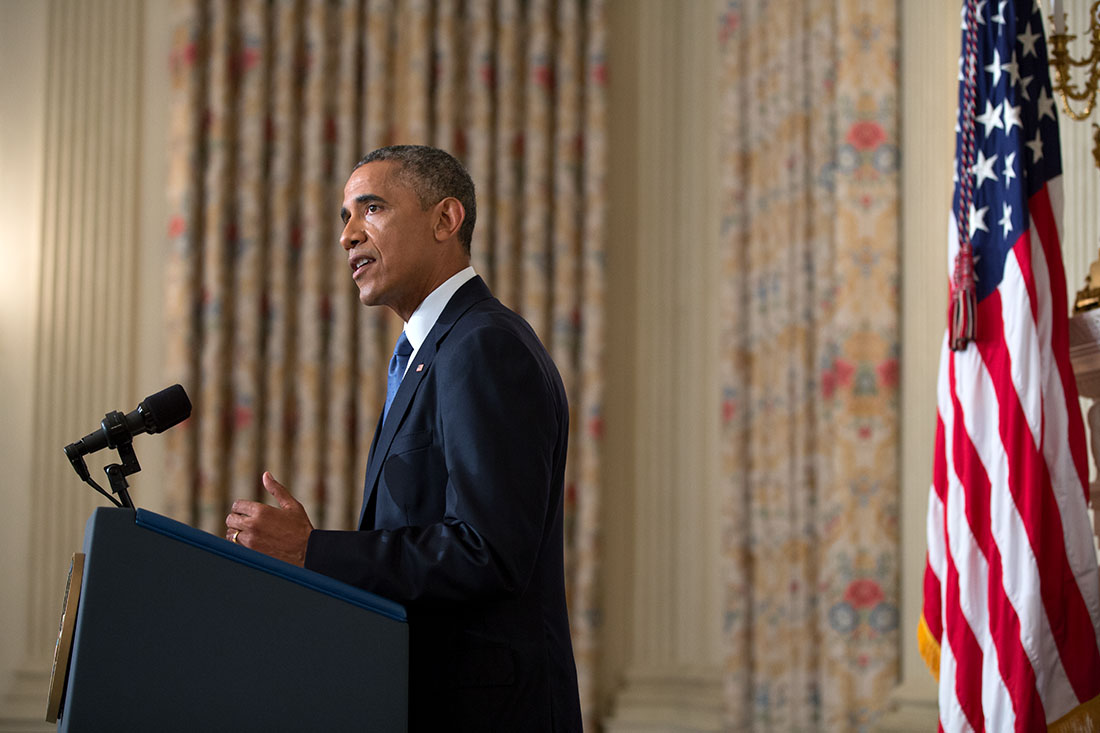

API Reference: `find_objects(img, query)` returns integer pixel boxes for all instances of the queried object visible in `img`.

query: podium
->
[50,508,408,731]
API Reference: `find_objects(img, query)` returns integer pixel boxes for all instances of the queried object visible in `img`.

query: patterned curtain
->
[163,0,606,725]
[717,1,899,730]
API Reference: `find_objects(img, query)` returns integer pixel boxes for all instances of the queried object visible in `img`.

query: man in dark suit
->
[225,145,582,731]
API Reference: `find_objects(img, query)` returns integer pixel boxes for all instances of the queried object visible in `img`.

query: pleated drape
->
[164,0,605,724]
[717,1,900,729]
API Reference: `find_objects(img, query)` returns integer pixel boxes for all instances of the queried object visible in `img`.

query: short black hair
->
[354,145,476,255]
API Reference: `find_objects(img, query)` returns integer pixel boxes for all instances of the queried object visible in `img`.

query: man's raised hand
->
[225,471,313,567]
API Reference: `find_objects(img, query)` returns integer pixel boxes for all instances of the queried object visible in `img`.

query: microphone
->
[64,384,192,462]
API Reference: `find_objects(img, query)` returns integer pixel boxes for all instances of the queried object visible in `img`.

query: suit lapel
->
[357,276,494,528]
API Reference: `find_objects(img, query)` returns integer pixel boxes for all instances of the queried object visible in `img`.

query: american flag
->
[920,0,1100,730]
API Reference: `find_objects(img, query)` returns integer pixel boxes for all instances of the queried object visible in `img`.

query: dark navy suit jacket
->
[304,277,582,732]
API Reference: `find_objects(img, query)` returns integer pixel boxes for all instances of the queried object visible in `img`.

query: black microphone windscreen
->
[141,384,192,434]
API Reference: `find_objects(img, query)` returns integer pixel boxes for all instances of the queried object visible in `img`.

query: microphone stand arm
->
[104,442,138,510]
[99,409,139,509]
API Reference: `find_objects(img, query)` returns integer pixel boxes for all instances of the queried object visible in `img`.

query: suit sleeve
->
[303,323,564,605]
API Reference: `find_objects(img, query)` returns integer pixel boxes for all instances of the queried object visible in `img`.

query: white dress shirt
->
[401,266,478,376]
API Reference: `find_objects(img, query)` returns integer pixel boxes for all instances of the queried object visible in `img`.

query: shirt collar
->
[404,266,477,352]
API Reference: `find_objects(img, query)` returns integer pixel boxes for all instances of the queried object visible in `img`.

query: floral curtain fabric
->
[718,1,900,729]
[164,0,606,725]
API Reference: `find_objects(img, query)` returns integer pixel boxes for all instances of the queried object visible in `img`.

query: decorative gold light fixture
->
[1048,0,1100,168]
[1048,1,1100,311]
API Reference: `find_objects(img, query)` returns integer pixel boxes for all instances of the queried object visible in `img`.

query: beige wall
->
[891,4,957,725]
[0,0,173,720]
[1,0,1097,727]
[601,1,724,727]
[0,0,48,703]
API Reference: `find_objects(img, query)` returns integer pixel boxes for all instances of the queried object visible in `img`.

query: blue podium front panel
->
[60,508,408,732]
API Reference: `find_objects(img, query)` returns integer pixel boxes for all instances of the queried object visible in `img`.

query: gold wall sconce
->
[1049,1,1100,168]
[1049,1,1100,310]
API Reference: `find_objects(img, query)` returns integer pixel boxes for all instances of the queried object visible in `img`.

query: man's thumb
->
[262,471,297,509]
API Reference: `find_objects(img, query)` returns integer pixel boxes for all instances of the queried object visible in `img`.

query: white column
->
[2,0,145,724]
[603,1,724,730]
[878,3,958,731]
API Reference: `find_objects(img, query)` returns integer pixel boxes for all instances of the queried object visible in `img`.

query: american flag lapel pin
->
[416,364,424,372]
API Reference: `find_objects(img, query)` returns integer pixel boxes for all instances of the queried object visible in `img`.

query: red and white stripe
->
[923,176,1100,731]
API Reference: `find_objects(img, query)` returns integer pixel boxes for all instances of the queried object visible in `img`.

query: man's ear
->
[432,197,465,243]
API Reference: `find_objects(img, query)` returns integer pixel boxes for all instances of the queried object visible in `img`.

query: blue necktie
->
[383,331,412,423]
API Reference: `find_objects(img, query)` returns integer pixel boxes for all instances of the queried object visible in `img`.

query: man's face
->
[340,161,438,320]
